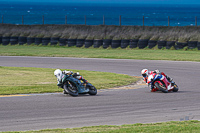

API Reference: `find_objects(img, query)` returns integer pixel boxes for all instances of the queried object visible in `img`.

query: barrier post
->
[143,16,144,26]
[65,15,67,24]
[42,15,44,25]
[22,15,24,25]
[168,16,170,26]
[103,15,105,25]
[195,16,197,26]
[85,15,86,25]
[119,15,121,26]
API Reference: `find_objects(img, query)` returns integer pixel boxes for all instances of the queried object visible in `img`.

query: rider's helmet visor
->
[142,74,147,78]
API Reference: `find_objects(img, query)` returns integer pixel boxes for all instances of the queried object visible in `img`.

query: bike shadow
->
[58,93,102,97]
[148,90,192,94]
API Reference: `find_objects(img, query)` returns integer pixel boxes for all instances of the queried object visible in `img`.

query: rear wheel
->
[173,84,179,92]
[64,82,78,97]
[155,82,168,93]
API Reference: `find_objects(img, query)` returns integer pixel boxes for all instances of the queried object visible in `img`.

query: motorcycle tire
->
[154,82,168,93]
[63,89,68,94]
[88,86,97,95]
[173,84,179,92]
[63,82,78,97]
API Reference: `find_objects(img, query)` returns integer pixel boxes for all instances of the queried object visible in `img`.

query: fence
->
[1,15,199,26]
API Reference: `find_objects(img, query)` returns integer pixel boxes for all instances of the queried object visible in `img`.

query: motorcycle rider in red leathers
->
[141,69,173,92]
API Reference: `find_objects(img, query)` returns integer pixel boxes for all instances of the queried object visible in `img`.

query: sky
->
[0,0,200,4]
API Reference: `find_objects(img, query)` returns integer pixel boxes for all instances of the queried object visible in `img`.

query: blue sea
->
[1,2,200,26]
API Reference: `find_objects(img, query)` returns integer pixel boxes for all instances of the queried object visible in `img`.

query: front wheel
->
[173,84,179,92]
[154,82,168,93]
[64,82,78,97]
[88,86,97,95]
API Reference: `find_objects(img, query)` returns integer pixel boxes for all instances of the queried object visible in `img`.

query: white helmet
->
[141,69,148,78]
[54,69,62,81]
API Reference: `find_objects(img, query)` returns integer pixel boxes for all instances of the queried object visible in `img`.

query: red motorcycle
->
[147,73,179,93]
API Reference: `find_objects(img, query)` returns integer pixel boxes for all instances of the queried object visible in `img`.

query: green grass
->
[0,66,137,95]
[0,45,200,61]
[1,45,199,132]
[1,44,199,132]
[3,120,200,133]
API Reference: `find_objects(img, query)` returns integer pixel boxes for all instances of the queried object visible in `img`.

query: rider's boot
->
[166,75,173,82]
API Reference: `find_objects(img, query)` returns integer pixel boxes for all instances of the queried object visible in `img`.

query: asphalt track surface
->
[1,56,200,131]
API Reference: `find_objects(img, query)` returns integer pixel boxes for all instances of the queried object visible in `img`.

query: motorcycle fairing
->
[148,73,165,86]
[62,74,89,94]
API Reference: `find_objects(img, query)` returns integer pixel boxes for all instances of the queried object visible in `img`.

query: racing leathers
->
[57,70,88,88]
[143,70,172,92]
[72,72,88,84]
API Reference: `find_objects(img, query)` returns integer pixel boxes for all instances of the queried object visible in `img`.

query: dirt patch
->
[108,76,147,90]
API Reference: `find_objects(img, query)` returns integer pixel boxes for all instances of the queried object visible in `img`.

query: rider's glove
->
[63,70,73,75]
[154,69,160,74]
[166,75,173,82]
[148,82,151,87]
[73,73,78,77]
[57,82,63,88]
[73,72,80,77]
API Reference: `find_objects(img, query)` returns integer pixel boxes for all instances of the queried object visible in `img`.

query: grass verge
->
[2,120,200,133]
[0,66,138,95]
[0,45,200,61]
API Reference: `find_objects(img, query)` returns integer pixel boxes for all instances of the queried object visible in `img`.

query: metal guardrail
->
[1,15,198,26]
